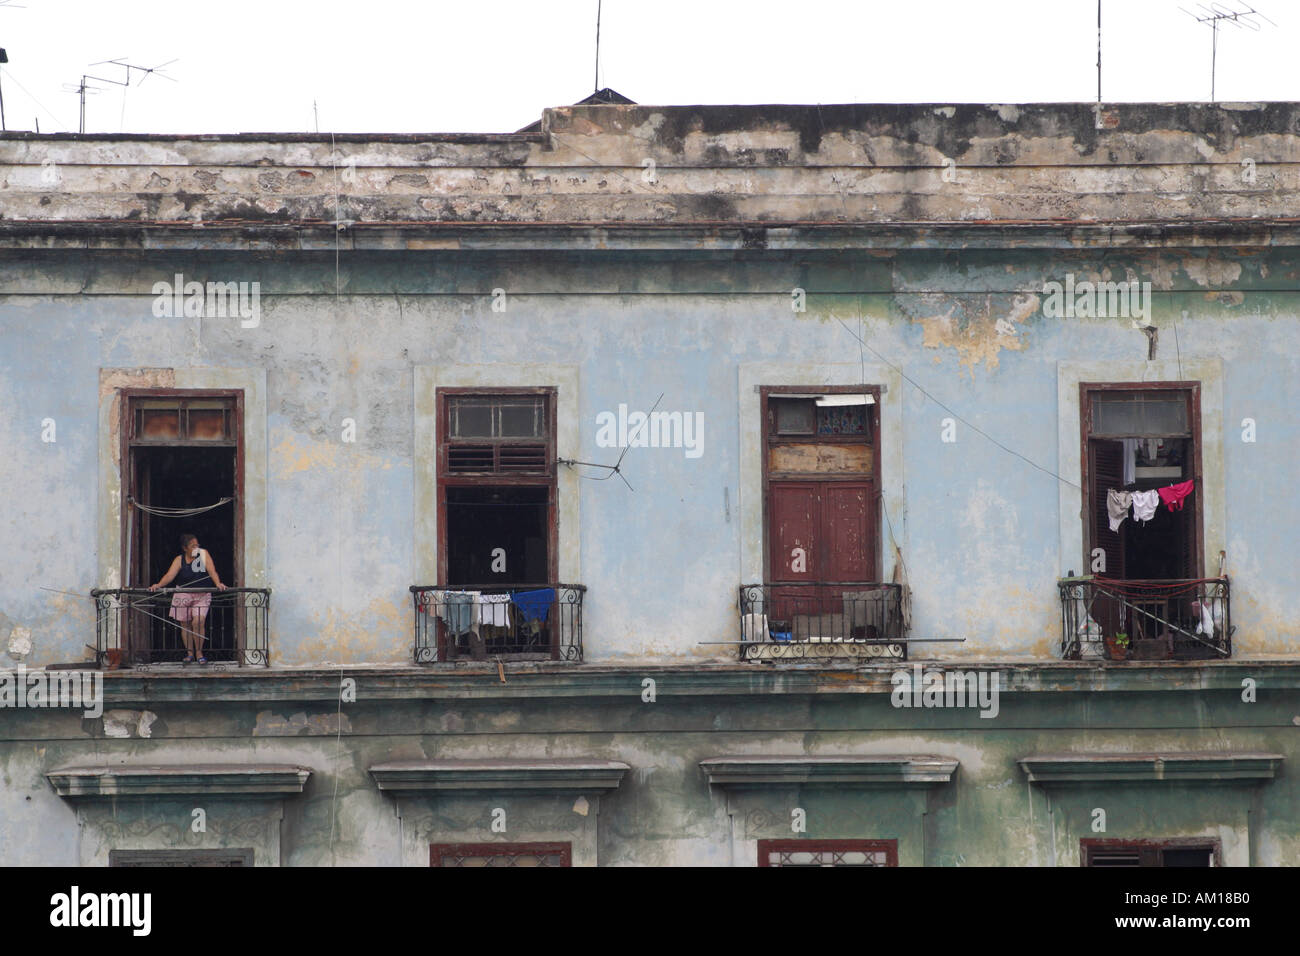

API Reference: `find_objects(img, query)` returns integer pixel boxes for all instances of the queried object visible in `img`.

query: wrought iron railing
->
[737,583,906,661]
[410,584,585,663]
[89,587,271,668]
[1059,577,1231,661]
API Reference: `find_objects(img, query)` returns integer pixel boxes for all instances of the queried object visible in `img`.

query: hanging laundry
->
[1158,480,1194,512]
[1121,438,1139,486]
[1107,489,1133,532]
[478,593,512,627]
[1130,490,1159,523]
[1192,600,1216,639]
[511,588,555,625]
[438,590,479,635]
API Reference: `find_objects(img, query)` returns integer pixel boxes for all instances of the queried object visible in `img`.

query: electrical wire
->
[836,317,1082,491]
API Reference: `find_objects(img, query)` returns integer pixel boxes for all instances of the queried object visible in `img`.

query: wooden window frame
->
[436,387,558,586]
[119,388,245,589]
[760,385,882,585]
[757,838,898,867]
[1079,382,1204,579]
[1080,838,1221,867]
[429,842,572,867]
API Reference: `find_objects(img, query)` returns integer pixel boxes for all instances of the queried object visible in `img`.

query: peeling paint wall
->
[1,245,1296,664]
[1,670,1297,866]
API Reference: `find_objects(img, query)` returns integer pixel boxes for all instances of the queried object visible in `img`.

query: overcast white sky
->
[0,0,1293,135]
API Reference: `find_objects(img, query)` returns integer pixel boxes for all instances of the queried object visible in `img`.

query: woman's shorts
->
[169,590,213,622]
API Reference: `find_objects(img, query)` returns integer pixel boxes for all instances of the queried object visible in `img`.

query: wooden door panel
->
[1090,440,1125,580]
[823,482,872,583]
[770,483,819,582]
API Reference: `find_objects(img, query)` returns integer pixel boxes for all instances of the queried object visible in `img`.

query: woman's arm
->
[205,550,228,589]
[150,556,181,590]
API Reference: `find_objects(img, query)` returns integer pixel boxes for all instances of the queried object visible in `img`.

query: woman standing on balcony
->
[149,533,227,664]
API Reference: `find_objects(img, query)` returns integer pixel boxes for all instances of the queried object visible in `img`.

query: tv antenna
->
[593,0,602,92]
[65,57,177,133]
[0,0,22,131]
[1178,3,1275,102]
[558,392,664,492]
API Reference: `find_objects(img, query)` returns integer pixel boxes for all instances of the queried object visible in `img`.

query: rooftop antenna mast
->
[66,57,177,133]
[594,0,602,92]
[0,0,24,131]
[1178,2,1274,102]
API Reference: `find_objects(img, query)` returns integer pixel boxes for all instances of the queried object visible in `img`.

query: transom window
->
[1090,390,1189,438]
[449,395,547,439]
[132,397,236,444]
[770,395,872,438]
[442,391,553,476]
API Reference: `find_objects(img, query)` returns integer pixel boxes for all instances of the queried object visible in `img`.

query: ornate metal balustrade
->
[1059,576,1231,661]
[410,584,585,663]
[89,587,271,668]
[737,582,906,661]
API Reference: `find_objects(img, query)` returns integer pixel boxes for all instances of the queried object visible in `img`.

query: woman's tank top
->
[174,551,211,588]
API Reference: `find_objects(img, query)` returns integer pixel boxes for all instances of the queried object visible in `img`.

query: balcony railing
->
[89,587,271,668]
[1059,576,1231,661]
[737,583,906,661]
[410,584,585,663]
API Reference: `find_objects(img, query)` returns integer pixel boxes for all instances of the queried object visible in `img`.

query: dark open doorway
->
[445,486,549,587]
[121,390,244,665]
[129,445,238,662]
[133,446,237,587]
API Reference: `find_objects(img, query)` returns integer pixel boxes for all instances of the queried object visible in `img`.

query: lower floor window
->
[429,842,571,867]
[1082,840,1218,867]
[758,839,897,867]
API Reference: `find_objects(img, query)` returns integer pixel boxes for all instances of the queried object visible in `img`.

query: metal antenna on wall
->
[558,392,664,492]
[1178,2,1274,102]
[66,57,177,133]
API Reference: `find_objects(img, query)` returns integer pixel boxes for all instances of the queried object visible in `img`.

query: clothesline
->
[129,496,233,517]
[420,588,558,635]
[1106,479,1194,532]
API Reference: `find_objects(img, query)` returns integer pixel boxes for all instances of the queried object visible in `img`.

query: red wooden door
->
[769,480,874,628]
[769,481,872,583]
[824,482,873,583]
[770,483,818,582]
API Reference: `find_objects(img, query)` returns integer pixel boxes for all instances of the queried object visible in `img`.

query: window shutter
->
[1179,491,1199,578]
[1090,440,1125,579]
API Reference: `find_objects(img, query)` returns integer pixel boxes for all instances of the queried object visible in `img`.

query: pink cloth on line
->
[1158,480,1195,512]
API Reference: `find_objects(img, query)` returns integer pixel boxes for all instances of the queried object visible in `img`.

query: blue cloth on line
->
[511,588,555,625]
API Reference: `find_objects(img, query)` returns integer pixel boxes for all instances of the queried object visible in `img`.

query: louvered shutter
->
[1090,440,1125,579]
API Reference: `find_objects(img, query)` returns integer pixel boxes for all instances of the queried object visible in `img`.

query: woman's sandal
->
[182,655,194,664]
[198,657,208,664]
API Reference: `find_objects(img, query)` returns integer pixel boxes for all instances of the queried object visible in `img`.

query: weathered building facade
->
[1,102,1297,866]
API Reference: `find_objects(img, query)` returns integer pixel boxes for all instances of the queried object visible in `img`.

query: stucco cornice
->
[699,754,958,789]
[89,660,1300,703]
[1018,752,1284,785]
[369,759,629,793]
[2,220,1297,253]
[46,763,312,798]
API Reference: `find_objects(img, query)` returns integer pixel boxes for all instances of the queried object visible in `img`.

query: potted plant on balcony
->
[1105,632,1130,661]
